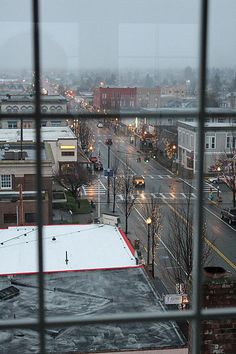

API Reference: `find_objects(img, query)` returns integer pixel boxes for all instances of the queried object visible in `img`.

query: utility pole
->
[146,217,152,265]
[112,174,116,213]
[18,184,24,226]
[151,228,155,277]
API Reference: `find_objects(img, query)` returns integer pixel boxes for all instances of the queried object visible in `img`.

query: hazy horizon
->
[0,0,235,73]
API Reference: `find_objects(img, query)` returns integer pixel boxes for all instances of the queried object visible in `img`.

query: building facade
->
[0,143,53,228]
[0,94,68,129]
[178,121,236,173]
[93,87,137,111]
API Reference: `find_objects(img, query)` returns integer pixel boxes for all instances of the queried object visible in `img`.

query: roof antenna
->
[65,251,69,265]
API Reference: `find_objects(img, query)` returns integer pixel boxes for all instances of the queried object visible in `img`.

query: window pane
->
[0,0,33,113]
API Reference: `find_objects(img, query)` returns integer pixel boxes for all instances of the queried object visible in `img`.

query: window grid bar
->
[32,0,45,353]
[191,0,209,353]
[0,0,235,352]
[1,110,236,120]
[0,307,235,331]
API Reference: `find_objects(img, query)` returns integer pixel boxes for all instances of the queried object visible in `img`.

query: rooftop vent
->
[4,150,28,160]
[0,286,19,301]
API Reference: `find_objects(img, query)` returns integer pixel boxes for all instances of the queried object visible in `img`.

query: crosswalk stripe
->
[169,193,176,199]
[82,181,107,196]
[180,193,187,198]
[166,175,172,179]
[151,193,157,198]
[149,175,154,179]
[159,193,167,199]
[158,175,164,179]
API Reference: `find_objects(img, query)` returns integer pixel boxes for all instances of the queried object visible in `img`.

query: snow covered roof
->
[0,224,137,276]
[0,126,76,143]
[0,268,186,352]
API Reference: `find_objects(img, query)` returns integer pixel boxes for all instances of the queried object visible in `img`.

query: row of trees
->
[109,157,213,298]
[53,150,214,299]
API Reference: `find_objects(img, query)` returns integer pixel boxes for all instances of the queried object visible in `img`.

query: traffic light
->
[144,155,150,163]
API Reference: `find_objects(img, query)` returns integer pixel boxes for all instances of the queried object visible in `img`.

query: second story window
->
[205,135,216,149]
[0,175,12,189]
[226,135,236,149]
[61,151,75,156]
[8,121,17,128]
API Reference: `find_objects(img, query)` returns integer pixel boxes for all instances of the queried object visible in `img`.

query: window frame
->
[0,174,12,190]
[0,2,235,354]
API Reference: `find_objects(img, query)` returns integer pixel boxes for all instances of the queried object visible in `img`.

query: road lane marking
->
[180,193,187,198]
[164,199,236,272]
[205,238,236,271]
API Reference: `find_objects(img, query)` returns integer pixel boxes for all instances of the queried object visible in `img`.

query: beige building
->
[136,87,161,108]
[0,94,68,129]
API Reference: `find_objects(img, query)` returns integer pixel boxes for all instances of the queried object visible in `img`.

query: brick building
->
[93,87,137,111]
[189,267,236,354]
[0,126,88,228]
[0,143,53,228]
[93,87,162,111]
[136,87,161,108]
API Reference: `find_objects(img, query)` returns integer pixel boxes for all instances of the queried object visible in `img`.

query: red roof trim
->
[118,227,135,256]
[0,265,144,277]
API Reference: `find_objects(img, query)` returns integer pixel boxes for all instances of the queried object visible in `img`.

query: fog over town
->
[0,1,236,354]
[0,0,235,71]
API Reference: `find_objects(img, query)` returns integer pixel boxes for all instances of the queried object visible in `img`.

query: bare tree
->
[78,119,94,152]
[117,161,137,234]
[54,164,92,208]
[214,152,236,207]
[162,186,213,297]
[111,155,120,213]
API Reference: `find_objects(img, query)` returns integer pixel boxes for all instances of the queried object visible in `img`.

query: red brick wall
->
[189,267,236,354]
[93,87,137,110]
[0,174,53,227]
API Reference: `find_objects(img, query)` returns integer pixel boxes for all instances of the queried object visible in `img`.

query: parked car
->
[90,156,98,163]
[97,122,104,128]
[132,175,145,188]
[220,207,236,224]
[208,175,226,184]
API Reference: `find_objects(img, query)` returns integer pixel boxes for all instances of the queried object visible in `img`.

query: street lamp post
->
[151,226,155,278]
[146,217,152,265]
[105,138,113,204]
[112,175,116,213]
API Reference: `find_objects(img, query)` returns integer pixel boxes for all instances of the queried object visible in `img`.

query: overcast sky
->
[0,0,235,72]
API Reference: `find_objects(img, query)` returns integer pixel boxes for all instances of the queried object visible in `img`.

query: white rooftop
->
[0,224,137,276]
[0,126,76,142]
[178,121,236,128]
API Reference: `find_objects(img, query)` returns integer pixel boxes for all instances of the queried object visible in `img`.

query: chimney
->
[189,267,236,354]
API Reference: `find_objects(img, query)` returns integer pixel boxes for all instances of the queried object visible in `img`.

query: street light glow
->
[146,217,152,225]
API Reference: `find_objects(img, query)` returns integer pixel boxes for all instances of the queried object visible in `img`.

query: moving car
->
[220,207,236,224]
[132,175,145,188]
[97,122,104,128]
